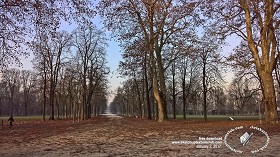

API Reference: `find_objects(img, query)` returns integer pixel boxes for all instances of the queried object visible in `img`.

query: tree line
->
[1,0,280,124]
[100,0,280,124]
[0,25,109,121]
[0,0,108,121]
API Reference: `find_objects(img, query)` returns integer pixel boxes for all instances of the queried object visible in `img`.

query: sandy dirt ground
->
[0,115,279,157]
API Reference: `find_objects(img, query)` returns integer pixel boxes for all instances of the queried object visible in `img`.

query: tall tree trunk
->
[82,75,87,120]
[142,73,146,118]
[95,103,98,116]
[50,78,55,120]
[82,57,87,120]
[87,98,92,119]
[24,91,29,116]
[172,62,176,119]
[56,102,60,119]
[43,68,47,121]
[144,52,152,119]
[10,94,14,116]
[259,72,278,124]
[275,63,280,90]
[0,98,2,116]
[182,69,186,120]
[134,78,142,118]
[203,59,207,121]
[150,51,167,122]
[155,48,168,121]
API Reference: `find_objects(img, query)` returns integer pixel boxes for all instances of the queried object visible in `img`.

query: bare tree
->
[32,31,72,120]
[194,35,224,121]
[2,69,21,116]
[73,25,108,120]
[178,56,198,119]
[20,70,35,116]
[228,76,260,115]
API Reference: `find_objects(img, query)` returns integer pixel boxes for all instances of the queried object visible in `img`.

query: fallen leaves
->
[0,116,279,156]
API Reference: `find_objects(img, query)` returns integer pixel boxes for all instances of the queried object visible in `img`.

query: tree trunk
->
[94,103,97,117]
[87,99,92,119]
[133,76,143,118]
[203,60,207,121]
[151,92,155,119]
[259,73,278,124]
[10,94,14,116]
[50,92,55,120]
[50,79,55,120]
[86,83,93,119]
[182,71,186,120]
[43,69,47,121]
[0,98,2,116]
[144,52,152,119]
[155,48,168,121]
[57,104,60,119]
[82,81,86,120]
[150,51,167,122]
[172,63,176,119]
[24,92,29,116]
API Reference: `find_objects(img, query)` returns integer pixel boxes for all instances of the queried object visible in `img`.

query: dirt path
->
[0,115,279,157]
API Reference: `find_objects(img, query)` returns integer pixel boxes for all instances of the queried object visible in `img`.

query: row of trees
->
[32,25,109,120]
[110,54,265,119]
[0,69,38,116]
[0,26,109,120]
[102,0,280,124]
[0,0,109,120]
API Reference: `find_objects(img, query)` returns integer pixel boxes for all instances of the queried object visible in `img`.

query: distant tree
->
[178,56,198,119]
[2,69,21,116]
[227,42,264,115]
[228,76,260,115]
[20,70,36,116]
[63,62,80,120]
[210,86,227,115]
[0,81,5,116]
[194,35,224,121]
[111,87,126,115]
[171,62,177,119]
[92,84,108,116]
[73,25,109,119]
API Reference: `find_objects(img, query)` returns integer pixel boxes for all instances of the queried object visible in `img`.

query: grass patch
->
[0,116,42,121]
[168,114,264,121]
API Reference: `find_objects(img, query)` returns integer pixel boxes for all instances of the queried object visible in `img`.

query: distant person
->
[8,116,14,127]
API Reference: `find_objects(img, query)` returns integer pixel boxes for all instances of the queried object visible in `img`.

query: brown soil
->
[0,115,279,157]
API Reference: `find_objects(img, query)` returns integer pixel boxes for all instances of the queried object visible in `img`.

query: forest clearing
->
[0,115,279,157]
